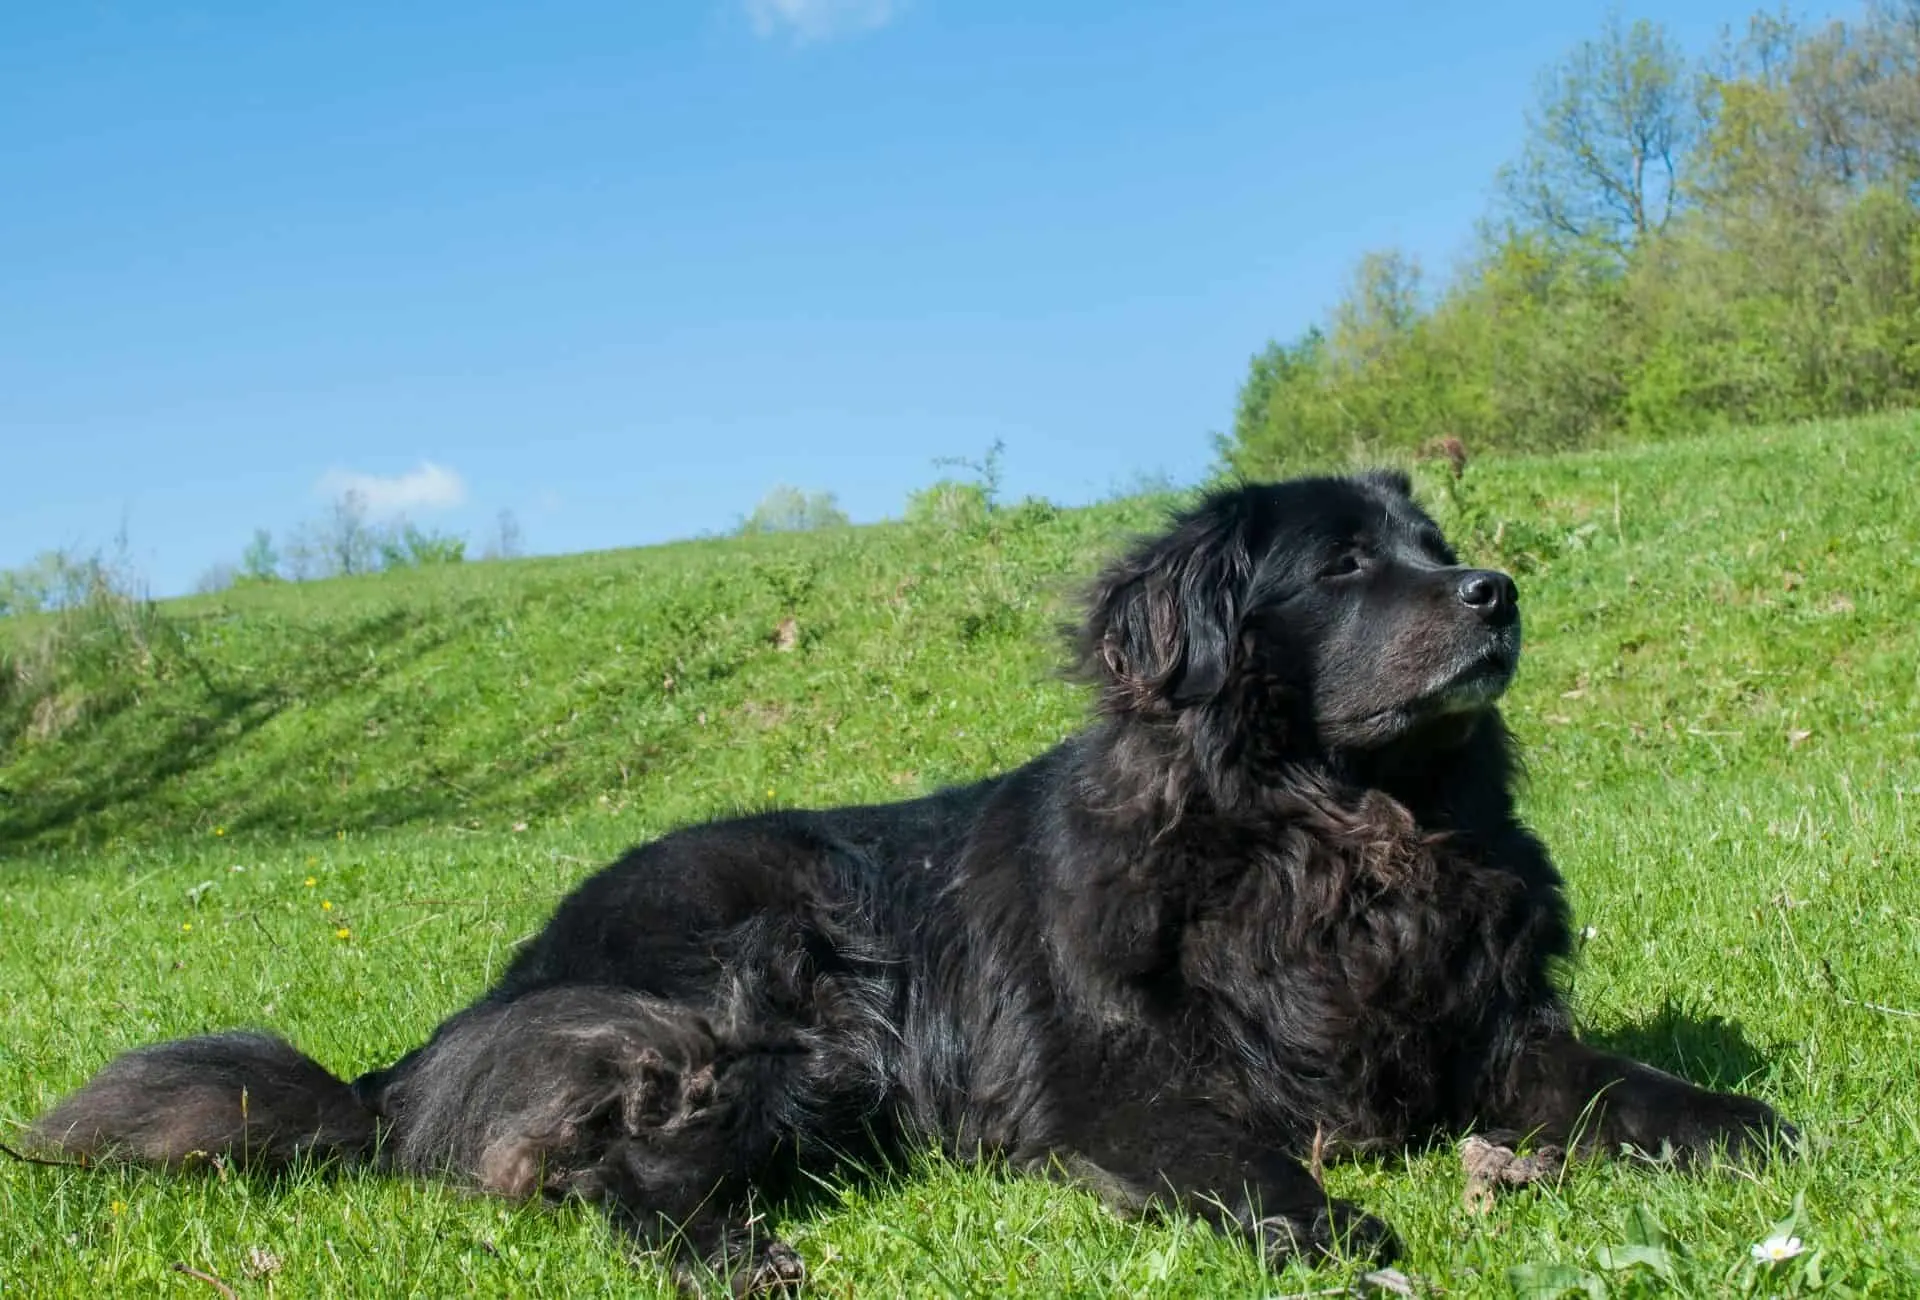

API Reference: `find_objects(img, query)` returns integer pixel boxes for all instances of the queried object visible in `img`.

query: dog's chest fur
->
[1059,780,1567,1146]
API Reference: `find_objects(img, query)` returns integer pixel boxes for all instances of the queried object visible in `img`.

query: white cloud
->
[316,461,467,515]
[746,0,902,42]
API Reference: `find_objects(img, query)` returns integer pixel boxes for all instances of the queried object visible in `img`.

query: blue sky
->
[2,0,1825,596]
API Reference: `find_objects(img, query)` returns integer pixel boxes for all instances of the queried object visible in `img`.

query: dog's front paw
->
[729,1239,806,1297]
[668,1232,807,1298]
[1644,1091,1798,1168]
[1256,1199,1401,1267]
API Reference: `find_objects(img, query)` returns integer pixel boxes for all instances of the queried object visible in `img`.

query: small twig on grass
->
[242,909,286,953]
[1307,1123,1328,1186]
[1820,957,1920,1019]
[1840,997,1920,1019]
[170,1262,238,1299]
[430,773,477,800]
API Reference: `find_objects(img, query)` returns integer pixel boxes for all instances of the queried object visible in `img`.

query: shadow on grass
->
[0,588,782,856]
[1584,999,1774,1091]
[0,607,468,853]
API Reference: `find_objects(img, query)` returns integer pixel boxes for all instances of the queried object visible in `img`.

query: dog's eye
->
[1318,551,1364,580]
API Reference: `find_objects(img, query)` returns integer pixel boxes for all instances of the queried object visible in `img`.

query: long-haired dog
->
[29,471,1793,1293]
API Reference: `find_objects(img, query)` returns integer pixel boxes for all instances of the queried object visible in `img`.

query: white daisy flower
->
[1751,1234,1805,1263]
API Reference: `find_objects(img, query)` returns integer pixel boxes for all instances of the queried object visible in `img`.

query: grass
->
[2,411,1918,1296]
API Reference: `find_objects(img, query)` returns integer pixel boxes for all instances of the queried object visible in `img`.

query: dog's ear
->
[1358,467,1413,499]
[1075,497,1254,710]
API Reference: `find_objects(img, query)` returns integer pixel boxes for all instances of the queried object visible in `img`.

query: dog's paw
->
[1651,1093,1799,1169]
[667,1234,805,1298]
[1256,1199,1401,1268]
[729,1239,806,1297]
[618,1046,720,1133]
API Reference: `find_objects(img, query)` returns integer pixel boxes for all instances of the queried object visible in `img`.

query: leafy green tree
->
[377,523,467,569]
[736,487,851,535]
[0,557,55,617]
[276,494,468,579]
[1219,3,1920,481]
[0,550,108,616]
[1216,328,1338,477]
[1499,14,1699,255]
[240,529,280,582]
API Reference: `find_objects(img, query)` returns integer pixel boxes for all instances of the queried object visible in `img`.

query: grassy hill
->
[2,412,1917,1295]
[0,488,1172,854]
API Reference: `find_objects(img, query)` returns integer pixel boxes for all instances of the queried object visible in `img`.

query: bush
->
[0,543,205,750]
[904,479,993,531]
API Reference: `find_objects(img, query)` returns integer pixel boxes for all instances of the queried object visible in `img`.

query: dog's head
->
[1076,470,1519,756]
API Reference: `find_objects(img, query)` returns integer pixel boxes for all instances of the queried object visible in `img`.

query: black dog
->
[30,470,1791,1292]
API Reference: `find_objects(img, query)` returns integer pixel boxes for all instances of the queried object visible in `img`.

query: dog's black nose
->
[1457,569,1517,616]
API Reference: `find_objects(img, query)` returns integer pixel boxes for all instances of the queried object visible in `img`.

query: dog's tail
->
[26,1031,380,1171]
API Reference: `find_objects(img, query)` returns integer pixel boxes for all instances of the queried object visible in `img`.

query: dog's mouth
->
[1317,625,1523,748]
[1421,629,1520,714]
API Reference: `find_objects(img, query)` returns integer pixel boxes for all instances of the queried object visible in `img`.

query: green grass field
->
[3,413,1918,1296]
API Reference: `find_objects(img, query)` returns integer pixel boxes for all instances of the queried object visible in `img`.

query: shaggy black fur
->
[29,471,1793,1294]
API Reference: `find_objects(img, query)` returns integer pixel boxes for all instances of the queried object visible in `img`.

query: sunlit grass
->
[3,412,1917,1294]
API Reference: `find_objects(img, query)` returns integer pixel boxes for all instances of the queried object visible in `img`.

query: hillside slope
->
[4,413,1913,859]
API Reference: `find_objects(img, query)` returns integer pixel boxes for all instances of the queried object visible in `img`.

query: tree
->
[1694,4,1920,203]
[0,556,54,616]
[1218,328,1336,476]
[324,491,378,577]
[1500,13,1700,254]
[482,508,524,561]
[736,487,851,535]
[376,523,467,569]
[1331,250,1426,364]
[275,491,468,580]
[240,529,280,583]
[194,563,238,595]
[1860,0,1920,188]
[0,550,98,616]
[283,491,383,579]
[1218,4,1920,481]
